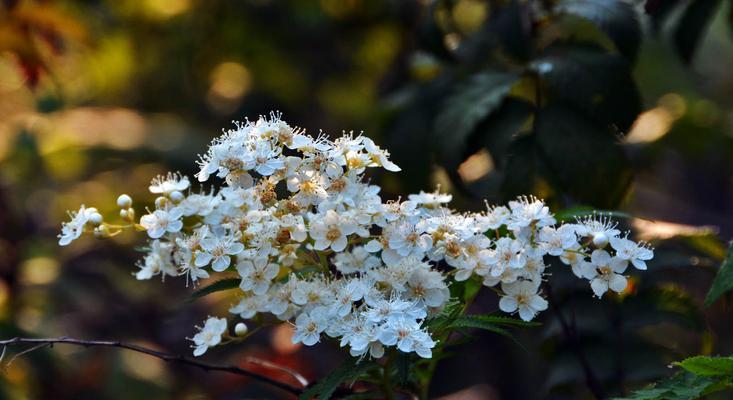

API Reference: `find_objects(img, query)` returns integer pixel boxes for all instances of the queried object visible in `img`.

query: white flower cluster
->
[58,113,653,359]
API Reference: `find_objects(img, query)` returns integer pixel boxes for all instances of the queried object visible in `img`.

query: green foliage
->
[615,356,733,400]
[673,0,722,63]
[535,104,632,207]
[434,71,518,166]
[299,357,376,400]
[385,0,644,208]
[676,356,733,376]
[556,0,641,61]
[186,278,240,303]
[705,241,733,306]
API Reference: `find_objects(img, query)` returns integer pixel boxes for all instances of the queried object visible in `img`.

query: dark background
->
[1,0,732,399]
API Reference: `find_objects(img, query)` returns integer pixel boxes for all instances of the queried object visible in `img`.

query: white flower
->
[237,256,280,295]
[475,205,510,231]
[499,280,548,321]
[408,189,451,209]
[149,172,190,195]
[309,210,357,252]
[388,222,433,257]
[229,293,270,319]
[538,225,578,256]
[292,309,328,346]
[195,235,245,272]
[362,137,401,172]
[507,196,555,231]
[139,208,184,239]
[136,240,178,280]
[610,236,653,270]
[588,249,629,297]
[406,268,449,308]
[332,246,381,274]
[191,317,227,356]
[58,205,94,246]
[493,237,526,273]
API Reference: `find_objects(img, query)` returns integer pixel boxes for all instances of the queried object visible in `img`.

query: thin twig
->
[545,285,606,400]
[0,337,304,396]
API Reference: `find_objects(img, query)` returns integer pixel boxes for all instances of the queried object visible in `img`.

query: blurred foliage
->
[614,355,733,399]
[0,0,733,399]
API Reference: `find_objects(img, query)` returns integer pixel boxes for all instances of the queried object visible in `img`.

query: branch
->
[0,337,304,396]
[545,285,606,400]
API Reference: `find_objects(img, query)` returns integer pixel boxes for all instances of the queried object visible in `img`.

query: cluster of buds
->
[59,113,653,358]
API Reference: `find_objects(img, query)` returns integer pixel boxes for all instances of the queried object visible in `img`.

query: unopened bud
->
[155,196,169,209]
[170,190,184,203]
[89,212,104,226]
[93,225,111,239]
[592,232,609,248]
[117,194,133,208]
[234,322,248,337]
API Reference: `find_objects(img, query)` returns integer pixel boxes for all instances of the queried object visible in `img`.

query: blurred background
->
[1,0,733,399]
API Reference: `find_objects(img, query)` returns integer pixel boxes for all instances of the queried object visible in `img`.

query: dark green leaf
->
[476,98,533,167]
[299,357,374,400]
[673,0,721,63]
[530,46,641,131]
[186,278,240,303]
[434,70,518,166]
[556,0,642,61]
[535,104,632,208]
[499,135,537,200]
[704,241,733,306]
[675,356,733,377]
[644,0,684,31]
[614,371,732,400]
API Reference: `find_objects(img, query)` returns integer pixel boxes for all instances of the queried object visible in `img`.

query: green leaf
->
[704,241,733,306]
[457,314,542,328]
[299,357,374,400]
[535,104,632,208]
[614,372,732,400]
[186,278,240,303]
[556,0,642,61]
[434,71,518,166]
[675,356,733,377]
[673,0,722,63]
[476,98,533,168]
[499,135,537,200]
[530,46,641,131]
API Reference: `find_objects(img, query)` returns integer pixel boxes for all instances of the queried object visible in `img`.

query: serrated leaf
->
[299,357,374,400]
[675,356,733,377]
[556,0,641,61]
[704,241,733,306]
[186,278,240,303]
[434,71,518,166]
[535,104,632,208]
[673,0,722,63]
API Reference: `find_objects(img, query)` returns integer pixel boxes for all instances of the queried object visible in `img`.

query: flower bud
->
[117,194,133,208]
[93,225,111,239]
[169,190,184,203]
[155,196,169,209]
[592,232,609,248]
[234,322,248,337]
[89,212,104,226]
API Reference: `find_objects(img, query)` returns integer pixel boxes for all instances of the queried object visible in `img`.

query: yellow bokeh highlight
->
[458,148,494,183]
[20,257,61,286]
